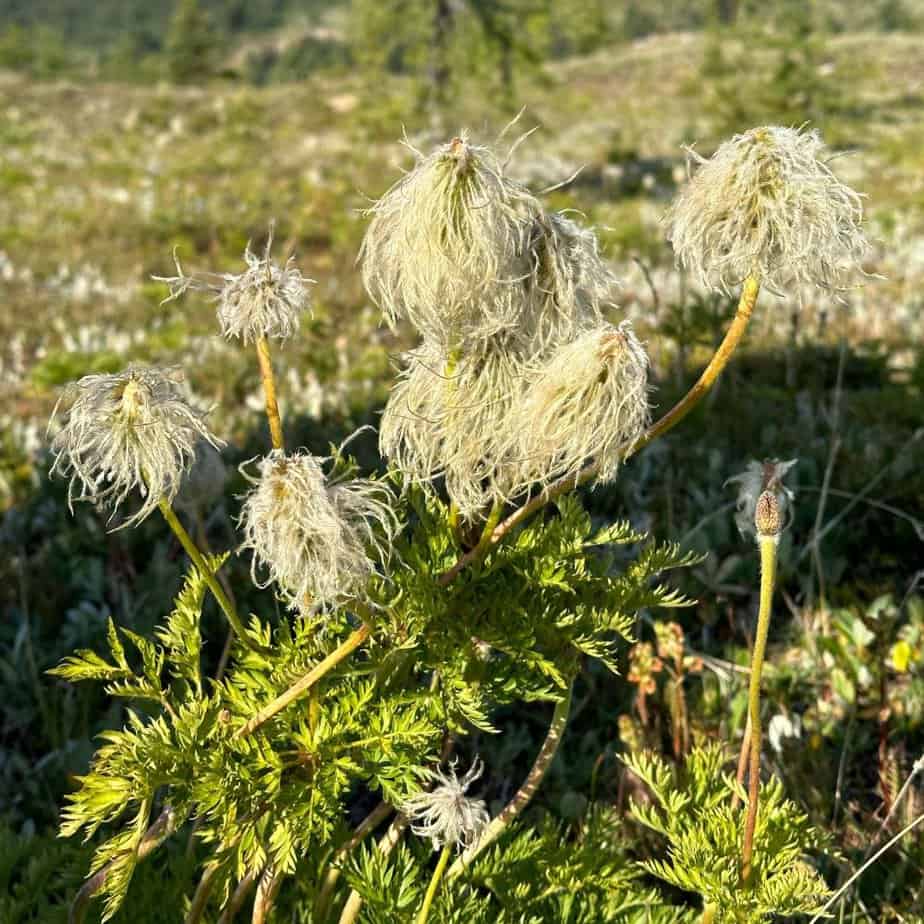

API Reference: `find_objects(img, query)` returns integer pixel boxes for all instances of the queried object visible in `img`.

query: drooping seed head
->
[48,365,222,527]
[516,321,650,486]
[360,132,542,346]
[238,450,398,610]
[402,757,490,852]
[727,458,797,542]
[666,126,868,294]
[156,227,314,344]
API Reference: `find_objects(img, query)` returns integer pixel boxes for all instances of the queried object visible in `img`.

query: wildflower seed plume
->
[49,365,221,527]
[727,458,797,541]
[156,228,314,344]
[238,450,398,610]
[360,132,541,346]
[666,126,868,294]
[403,758,490,851]
[518,321,649,485]
[380,342,526,519]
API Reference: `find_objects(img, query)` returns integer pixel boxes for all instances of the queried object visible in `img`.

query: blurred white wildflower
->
[666,125,868,294]
[517,321,650,485]
[238,450,398,610]
[175,441,228,517]
[768,712,802,754]
[380,341,527,519]
[360,133,541,346]
[156,227,314,344]
[727,458,797,541]
[49,365,221,527]
[403,758,490,852]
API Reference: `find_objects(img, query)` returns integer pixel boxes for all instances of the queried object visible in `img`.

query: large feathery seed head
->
[238,450,398,610]
[666,125,868,294]
[49,365,221,527]
[403,758,490,852]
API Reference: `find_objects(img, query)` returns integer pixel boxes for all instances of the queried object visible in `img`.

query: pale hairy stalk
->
[866,756,924,857]
[416,844,452,924]
[251,867,283,924]
[439,276,761,586]
[255,336,285,451]
[158,499,266,655]
[741,536,777,882]
[314,802,394,922]
[217,871,258,924]
[732,713,752,810]
[185,863,221,924]
[69,807,178,924]
[236,623,371,738]
[337,815,409,924]
[702,903,718,924]
[808,811,924,923]
[447,683,573,879]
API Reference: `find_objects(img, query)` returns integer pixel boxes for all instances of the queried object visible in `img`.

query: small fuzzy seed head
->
[402,758,490,852]
[156,228,314,344]
[360,133,541,347]
[380,341,528,520]
[238,450,398,610]
[727,458,797,541]
[666,126,868,294]
[49,365,222,528]
[516,321,650,486]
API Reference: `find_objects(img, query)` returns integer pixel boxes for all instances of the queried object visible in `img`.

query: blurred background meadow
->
[2,0,924,920]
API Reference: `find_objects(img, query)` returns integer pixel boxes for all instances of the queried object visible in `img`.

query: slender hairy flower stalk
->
[159,499,265,655]
[416,844,452,924]
[185,862,221,924]
[438,277,761,586]
[732,712,752,810]
[236,622,371,738]
[255,336,285,450]
[338,815,409,924]
[448,684,572,878]
[69,808,178,924]
[701,903,718,924]
[216,871,258,924]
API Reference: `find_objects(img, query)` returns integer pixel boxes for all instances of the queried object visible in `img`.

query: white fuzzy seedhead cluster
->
[157,229,314,344]
[666,126,868,294]
[238,450,398,610]
[403,758,490,852]
[727,458,797,542]
[49,365,222,527]
[517,321,650,485]
[369,130,644,519]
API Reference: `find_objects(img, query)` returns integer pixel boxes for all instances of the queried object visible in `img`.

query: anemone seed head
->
[666,125,868,294]
[238,450,398,610]
[380,341,528,520]
[49,365,222,527]
[360,133,542,346]
[402,758,490,852]
[517,321,650,486]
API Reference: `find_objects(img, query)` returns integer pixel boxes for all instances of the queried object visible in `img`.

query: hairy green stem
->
[158,499,265,655]
[217,871,258,924]
[448,683,573,879]
[439,276,761,586]
[251,867,282,924]
[417,844,452,924]
[185,863,221,924]
[741,536,777,881]
[702,902,718,924]
[255,335,285,451]
[337,815,409,924]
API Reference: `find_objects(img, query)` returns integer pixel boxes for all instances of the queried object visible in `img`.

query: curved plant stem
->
[69,807,178,924]
[731,712,752,810]
[439,276,761,586]
[701,902,718,924]
[741,536,777,882]
[237,623,371,738]
[217,871,258,924]
[255,335,285,451]
[338,815,409,924]
[416,845,452,924]
[185,863,221,924]
[158,499,266,655]
[448,683,573,879]
[314,802,394,922]
[251,867,282,924]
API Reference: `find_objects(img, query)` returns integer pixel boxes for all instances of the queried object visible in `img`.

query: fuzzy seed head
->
[238,450,398,610]
[403,758,490,852]
[666,126,868,294]
[516,321,650,486]
[156,228,314,344]
[727,458,797,541]
[49,365,222,527]
[360,133,542,347]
